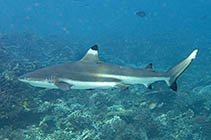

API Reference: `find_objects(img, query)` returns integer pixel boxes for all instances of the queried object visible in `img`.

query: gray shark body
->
[19,45,198,91]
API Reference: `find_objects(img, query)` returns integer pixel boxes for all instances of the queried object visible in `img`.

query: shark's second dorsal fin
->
[144,63,154,71]
[80,45,101,63]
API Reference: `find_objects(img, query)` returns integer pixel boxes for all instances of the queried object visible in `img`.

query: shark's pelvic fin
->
[166,49,198,91]
[80,45,102,63]
[116,83,129,91]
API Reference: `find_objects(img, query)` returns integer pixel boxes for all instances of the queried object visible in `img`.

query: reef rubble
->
[0,33,210,140]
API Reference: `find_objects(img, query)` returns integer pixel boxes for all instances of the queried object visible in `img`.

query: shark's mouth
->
[19,79,57,89]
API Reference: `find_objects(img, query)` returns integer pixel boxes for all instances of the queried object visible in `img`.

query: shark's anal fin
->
[116,83,129,91]
[148,84,152,90]
[55,81,72,91]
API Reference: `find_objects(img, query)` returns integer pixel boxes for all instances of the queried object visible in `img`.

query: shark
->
[18,45,198,91]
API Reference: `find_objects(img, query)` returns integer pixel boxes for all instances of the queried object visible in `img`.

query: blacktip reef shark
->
[18,45,198,91]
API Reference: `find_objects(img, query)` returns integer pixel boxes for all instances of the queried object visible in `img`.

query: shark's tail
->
[166,49,198,91]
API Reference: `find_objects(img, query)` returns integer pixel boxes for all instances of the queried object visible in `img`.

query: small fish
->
[136,11,146,17]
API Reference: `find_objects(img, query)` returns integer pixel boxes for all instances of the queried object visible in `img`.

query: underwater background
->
[0,0,211,140]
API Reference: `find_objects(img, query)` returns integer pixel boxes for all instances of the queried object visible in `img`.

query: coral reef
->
[0,33,210,140]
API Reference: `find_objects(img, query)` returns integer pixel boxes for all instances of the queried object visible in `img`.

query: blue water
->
[0,0,210,38]
[0,0,211,140]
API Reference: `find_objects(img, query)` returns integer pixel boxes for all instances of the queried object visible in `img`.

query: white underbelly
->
[96,74,169,87]
[28,81,58,89]
[63,79,118,89]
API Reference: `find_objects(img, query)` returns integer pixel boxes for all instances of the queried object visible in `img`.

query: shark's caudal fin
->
[166,49,198,91]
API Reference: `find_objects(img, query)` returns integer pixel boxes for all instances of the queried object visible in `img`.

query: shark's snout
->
[18,74,31,83]
[18,75,26,82]
[18,73,58,89]
[18,75,25,80]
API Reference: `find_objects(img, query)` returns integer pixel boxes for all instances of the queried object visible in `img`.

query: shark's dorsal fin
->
[144,63,154,71]
[80,45,102,63]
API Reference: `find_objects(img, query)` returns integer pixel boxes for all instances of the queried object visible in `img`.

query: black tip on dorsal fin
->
[91,45,98,51]
[144,63,153,71]
[79,44,101,63]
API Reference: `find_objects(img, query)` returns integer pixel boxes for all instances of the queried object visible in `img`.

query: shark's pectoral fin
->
[116,83,130,91]
[55,81,72,91]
